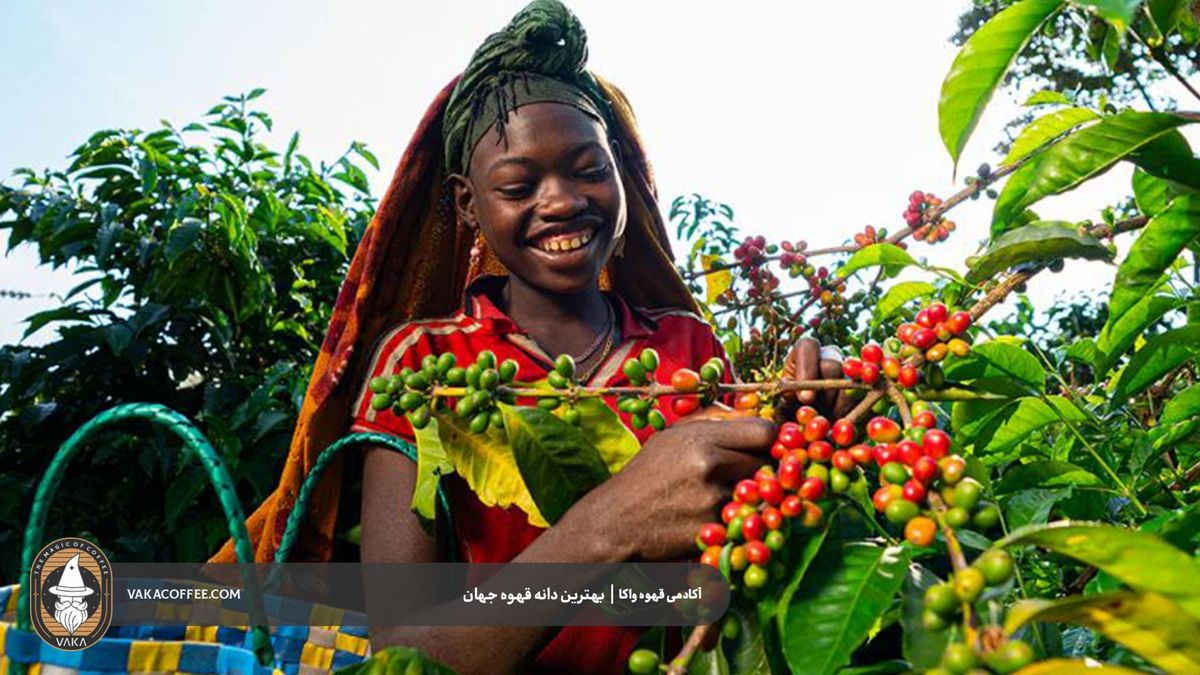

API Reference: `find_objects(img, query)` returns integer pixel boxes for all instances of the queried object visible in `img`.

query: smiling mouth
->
[529,225,598,254]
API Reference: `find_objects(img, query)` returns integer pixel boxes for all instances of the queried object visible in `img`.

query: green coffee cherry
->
[627,649,659,675]
[421,354,438,372]
[499,359,519,382]
[445,367,467,386]
[623,358,647,384]
[408,405,431,429]
[479,368,500,390]
[399,391,424,412]
[699,362,721,383]
[436,352,456,375]
[923,582,958,615]
[537,396,561,411]
[370,393,392,411]
[638,348,659,372]
[972,503,1001,530]
[648,410,666,430]
[563,408,582,426]
[369,376,390,394]
[469,411,491,434]
[465,363,482,388]
[489,409,504,430]
[554,354,575,378]
[476,350,496,370]
[405,371,429,390]
[547,371,570,389]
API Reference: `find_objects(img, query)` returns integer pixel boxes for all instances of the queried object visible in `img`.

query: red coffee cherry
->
[807,440,834,463]
[742,514,766,541]
[721,502,740,524]
[832,450,857,473]
[762,506,783,531]
[780,495,803,518]
[912,456,939,484]
[927,303,949,325]
[831,419,856,447]
[860,343,884,364]
[804,416,831,443]
[898,440,924,466]
[848,444,874,465]
[799,476,826,501]
[777,422,804,449]
[902,479,927,503]
[923,429,952,459]
[860,362,881,384]
[698,523,727,547]
[898,365,919,389]
[744,540,771,566]
[842,357,864,380]
[946,311,972,335]
[867,417,902,443]
[913,410,937,429]
[758,478,784,506]
[734,479,760,505]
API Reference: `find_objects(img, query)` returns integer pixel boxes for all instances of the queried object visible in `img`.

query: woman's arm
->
[360,445,626,675]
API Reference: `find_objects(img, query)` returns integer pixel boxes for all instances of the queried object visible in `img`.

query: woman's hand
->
[782,336,854,418]
[559,417,776,562]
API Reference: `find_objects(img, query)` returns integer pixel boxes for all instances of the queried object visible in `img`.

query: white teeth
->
[536,229,595,252]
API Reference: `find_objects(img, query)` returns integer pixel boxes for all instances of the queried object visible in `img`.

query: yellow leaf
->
[701,254,733,305]
[435,412,548,528]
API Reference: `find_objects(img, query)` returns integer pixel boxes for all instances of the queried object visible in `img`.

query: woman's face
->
[451,102,626,295]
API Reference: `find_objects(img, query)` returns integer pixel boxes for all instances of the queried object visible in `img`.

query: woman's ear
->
[608,137,624,168]
[447,173,477,230]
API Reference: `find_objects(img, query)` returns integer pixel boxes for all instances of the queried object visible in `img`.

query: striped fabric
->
[0,585,370,675]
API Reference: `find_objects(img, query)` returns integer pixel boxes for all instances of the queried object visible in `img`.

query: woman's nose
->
[536,176,587,218]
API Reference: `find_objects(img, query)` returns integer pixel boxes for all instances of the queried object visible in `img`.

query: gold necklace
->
[577,325,617,384]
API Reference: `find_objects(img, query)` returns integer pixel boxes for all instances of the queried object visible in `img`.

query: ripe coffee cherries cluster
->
[368,350,519,432]
[894,302,972,365]
[861,403,1000,545]
[903,191,957,244]
[852,224,888,248]
[696,407,842,590]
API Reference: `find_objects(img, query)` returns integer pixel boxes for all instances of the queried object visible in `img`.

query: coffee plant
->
[354,2,1200,673]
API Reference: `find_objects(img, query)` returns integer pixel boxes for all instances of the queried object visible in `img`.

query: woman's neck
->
[499,276,612,359]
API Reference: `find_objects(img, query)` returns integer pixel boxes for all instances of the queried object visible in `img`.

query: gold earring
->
[468,231,486,279]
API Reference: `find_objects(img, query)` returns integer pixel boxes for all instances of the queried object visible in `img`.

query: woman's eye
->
[579,164,611,180]
[496,184,532,199]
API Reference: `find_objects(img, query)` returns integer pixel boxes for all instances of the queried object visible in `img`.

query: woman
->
[213,2,846,672]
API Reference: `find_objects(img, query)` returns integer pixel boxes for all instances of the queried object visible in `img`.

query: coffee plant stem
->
[1130,28,1200,105]
[928,491,979,644]
[711,288,815,317]
[667,625,713,675]
[885,382,913,427]
[844,389,886,423]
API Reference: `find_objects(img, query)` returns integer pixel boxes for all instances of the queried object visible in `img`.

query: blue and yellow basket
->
[1,404,440,675]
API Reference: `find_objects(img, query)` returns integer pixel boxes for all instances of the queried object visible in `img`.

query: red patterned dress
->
[350,277,732,674]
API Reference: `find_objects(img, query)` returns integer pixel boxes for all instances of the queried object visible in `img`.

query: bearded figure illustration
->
[47,554,94,634]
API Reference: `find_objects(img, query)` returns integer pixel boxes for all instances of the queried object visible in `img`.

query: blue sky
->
[2,1,1194,347]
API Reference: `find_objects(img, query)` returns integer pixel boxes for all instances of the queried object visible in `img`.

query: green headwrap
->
[443,0,615,175]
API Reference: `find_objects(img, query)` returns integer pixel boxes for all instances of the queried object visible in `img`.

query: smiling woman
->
[209,1,840,673]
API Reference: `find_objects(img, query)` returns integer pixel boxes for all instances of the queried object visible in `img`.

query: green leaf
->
[837,243,916,279]
[1095,292,1179,375]
[1024,90,1074,106]
[1065,337,1098,365]
[435,411,548,527]
[1006,591,1200,673]
[998,522,1200,619]
[1128,129,1200,192]
[995,461,1103,493]
[873,281,936,326]
[974,396,1088,457]
[1111,325,1200,405]
[966,221,1112,283]
[1107,195,1200,328]
[993,112,1196,234]
[1132,168,1179,217]
[938,0,1064,166]
[1003,107,1100,166]
[1161,382,1200,425]
[901,563,950,670]
[556,397,640,473]
[1148,0,1193,35]
[943,341,1047,391]
[776,516,833,629]
[1071,0,1142,32]
[781,543,909,675]
[165,219,203,264]
[500,403,609,524]
[1006,487,1073,529]
[412,417,454,533]
[20,305,97,340]
[335,645,458,675]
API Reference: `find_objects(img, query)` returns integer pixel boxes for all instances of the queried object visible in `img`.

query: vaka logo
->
[29,537,113,650]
